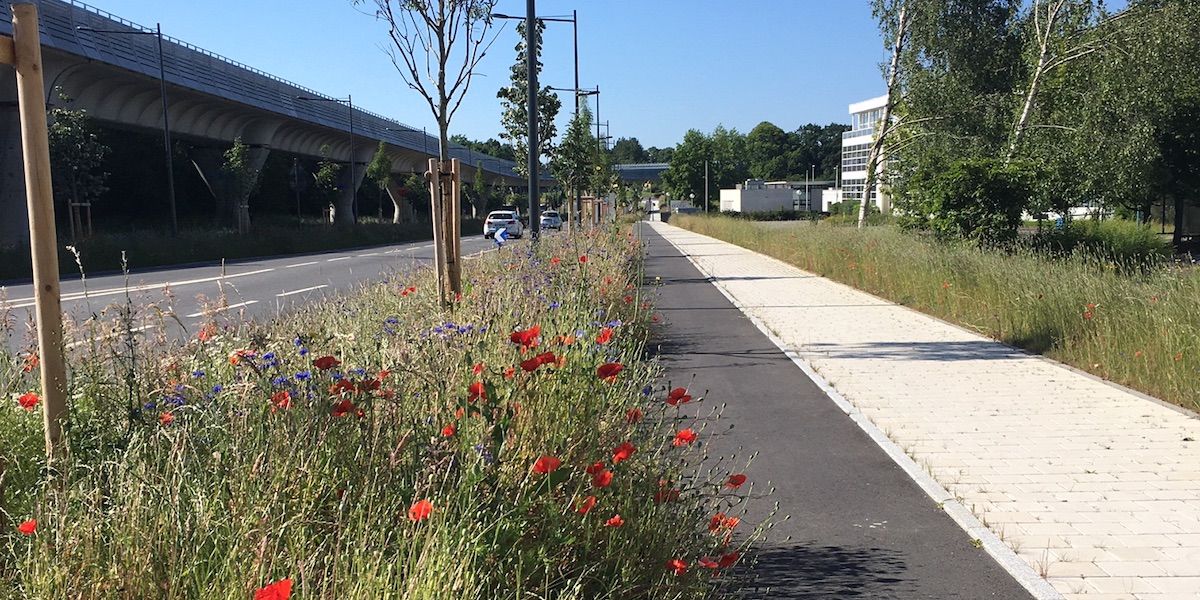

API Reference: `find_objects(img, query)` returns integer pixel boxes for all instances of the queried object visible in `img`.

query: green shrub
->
[897,158,1033,244]
[718,210,820,222]
[1031,219,1171,266]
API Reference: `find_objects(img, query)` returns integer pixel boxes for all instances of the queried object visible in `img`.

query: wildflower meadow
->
[0,226,762,598]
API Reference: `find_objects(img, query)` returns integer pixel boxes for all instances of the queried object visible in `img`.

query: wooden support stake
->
[12,3,68,462]
[426,158,448,305]
[447,159,462,295]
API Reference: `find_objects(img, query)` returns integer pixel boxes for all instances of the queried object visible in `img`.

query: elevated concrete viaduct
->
[0,0,522,245]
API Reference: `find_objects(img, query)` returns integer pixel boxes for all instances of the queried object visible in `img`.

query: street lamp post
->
[297,95,356,222]
[77,23,178,236]
[494,9,580,235]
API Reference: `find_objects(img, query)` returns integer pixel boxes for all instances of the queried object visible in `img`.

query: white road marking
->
[326,256,352,262]
[276,285,328,298]
[284,261,319,269]
[185,300,258,318]
[357,252,381,257]
[66,324,154,349]
[5,268,276,308]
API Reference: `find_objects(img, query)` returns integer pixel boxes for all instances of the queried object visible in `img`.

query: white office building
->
[838,95,891,213]
[719,180,833,213]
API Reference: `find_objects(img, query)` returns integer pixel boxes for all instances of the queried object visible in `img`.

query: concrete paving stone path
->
[644,221,1200,600]
[641,224,1034,599]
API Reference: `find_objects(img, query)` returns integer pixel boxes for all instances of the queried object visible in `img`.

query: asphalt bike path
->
[640,223,1033,599]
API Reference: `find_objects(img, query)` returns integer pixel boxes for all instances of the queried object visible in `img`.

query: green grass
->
[0,219,482,281]
[0,228,760,598]
[673,214,1200,411]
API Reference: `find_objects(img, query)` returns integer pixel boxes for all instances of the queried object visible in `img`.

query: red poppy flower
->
[197,324,216,342]
[472,362,485,375]
[17,519,36,535]
[612,441,636,465]
[468,381,486,402]
[159,412,175,426]
[17,392,39,412]
[330,379,355,396]
[604,514,624,528]
[520,357,543,372]
[596,363,623,382]
[576,495,597,515]
[356,378,382,393]
[592,469,614,488]
[532,455,561,475]
[585,461,606,475]
[441,423,456,437]
[673,428,698,447]
[726,473,747,489]
[623,295,633,304]
[535,351,557,366]
[550,257,562,265]
[555,334,576,346]
[254,578,293,600]
[709,512,740,532]
[21,352,38,373]
[654,487,681,503]
[271,390,292,411]
[666,387,692,406]
[509,325,541,348]
[408,499,433,522]
[698,556,719,569]
[665,558,687,576]
[454,407,466,419]
[332,399,355,418]
[313,356,341,370]
[379,369,392,380]
[651,314,661,323]
[229,349,254,365]
[625,408,643,424]
[595,327,614,345]
[578,255,589,264]
[503,366,516,380]
[718,551,741,568]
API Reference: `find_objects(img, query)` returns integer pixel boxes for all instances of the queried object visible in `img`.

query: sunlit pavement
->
[645,221,1200,600]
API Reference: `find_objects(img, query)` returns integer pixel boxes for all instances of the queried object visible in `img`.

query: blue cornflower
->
[295,370,311,381]
[332,372,344,381]
[385,317,400,325]
[298,347,309,356]
[271,376,289,387]
[164,394,186,407]
[192,370,205,379]
[143,400,157,411]
[607,319,624,328]
[294,337,304,347]
[350,367,367,377]
[262,352,276,361]
[212,384,224,394]
[642,384,653,396]
[549,301,562,310]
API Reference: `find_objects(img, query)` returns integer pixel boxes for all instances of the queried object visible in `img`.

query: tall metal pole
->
[348,94,357,223]
[156,24,178,236]
[704,160,709,213]
[572,9,581,230]
[526,0,540,240]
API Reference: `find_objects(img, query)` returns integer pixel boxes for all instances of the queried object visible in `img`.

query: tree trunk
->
[1008,1,1063,162]
[858,1,908,229]
[1173,194,1185,248]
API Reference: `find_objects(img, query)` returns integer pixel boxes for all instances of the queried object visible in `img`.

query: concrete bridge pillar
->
[0,73,29,248]
[335,145,375,225]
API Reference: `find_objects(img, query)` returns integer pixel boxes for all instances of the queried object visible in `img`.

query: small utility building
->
[720,180,832,213]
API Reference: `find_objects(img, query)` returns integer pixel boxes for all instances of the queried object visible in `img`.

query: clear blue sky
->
[95,1,895,148]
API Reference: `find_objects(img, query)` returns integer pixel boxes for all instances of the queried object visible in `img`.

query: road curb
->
[646,221,1065,600]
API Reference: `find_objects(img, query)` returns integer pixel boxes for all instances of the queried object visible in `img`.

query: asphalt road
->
[638,223,1033,599]
[0,235,497,352]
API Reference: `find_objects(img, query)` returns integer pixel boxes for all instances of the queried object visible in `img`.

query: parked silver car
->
[540,210,563,230]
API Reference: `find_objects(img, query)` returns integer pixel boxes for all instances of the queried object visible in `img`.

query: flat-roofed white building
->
[839,95,891,213]
[720,179,833,213]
